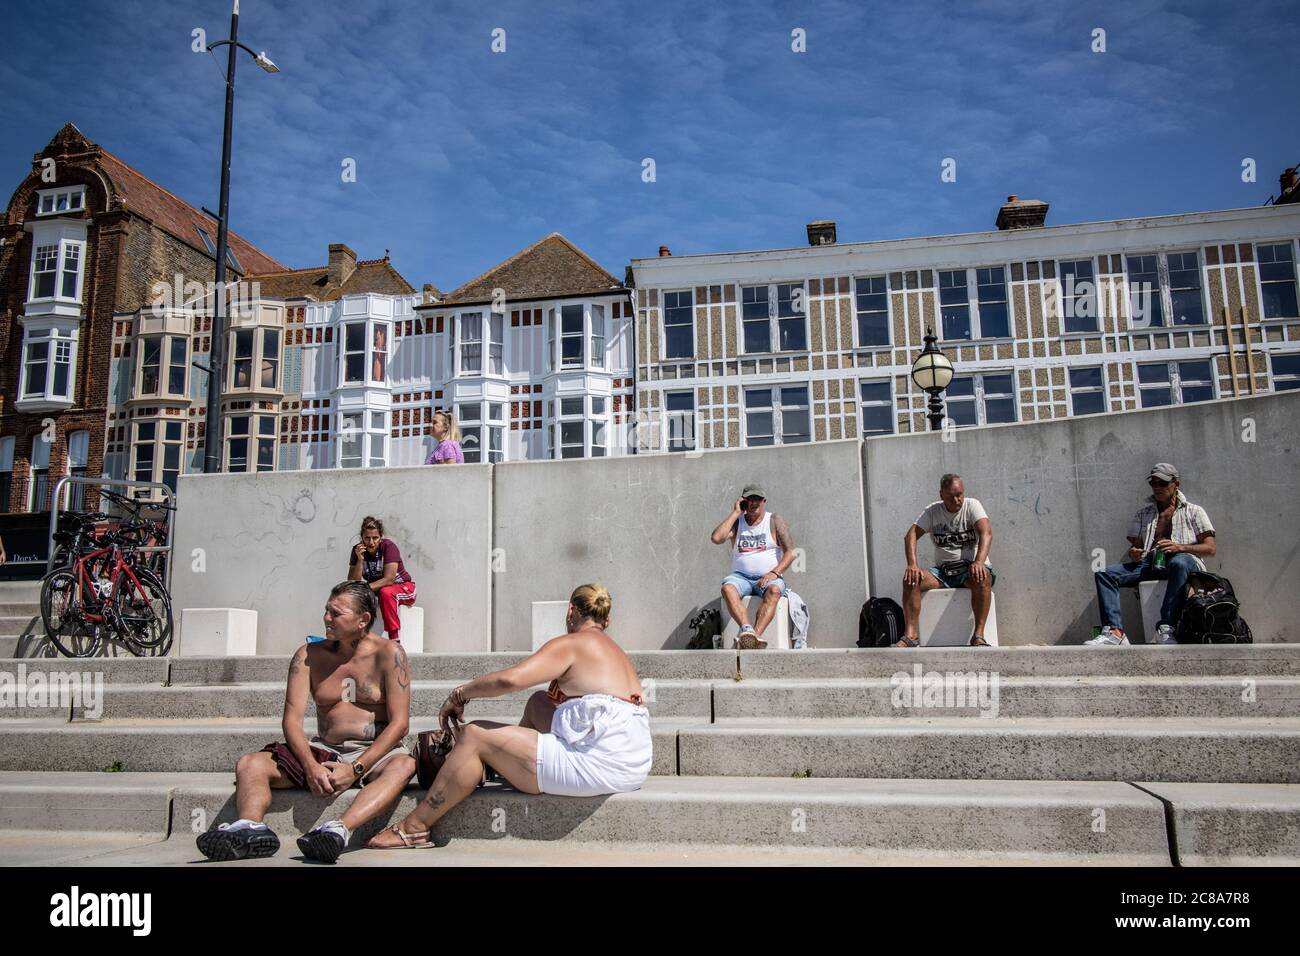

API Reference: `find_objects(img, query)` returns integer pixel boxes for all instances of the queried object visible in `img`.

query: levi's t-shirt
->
[914,497,990,565]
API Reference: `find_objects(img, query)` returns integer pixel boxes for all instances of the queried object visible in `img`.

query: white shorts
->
[534,694,653,797]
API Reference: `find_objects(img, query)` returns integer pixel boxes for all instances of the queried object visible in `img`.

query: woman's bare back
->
[550,628,643,701]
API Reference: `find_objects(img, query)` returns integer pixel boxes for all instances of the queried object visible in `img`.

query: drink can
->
[1153,549,1167,569]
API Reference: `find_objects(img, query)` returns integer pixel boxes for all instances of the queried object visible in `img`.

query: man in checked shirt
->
[1085,462,1217,646]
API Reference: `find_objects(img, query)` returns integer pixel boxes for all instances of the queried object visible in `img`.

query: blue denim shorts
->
[930,563,997,589]
[722,572,785,599]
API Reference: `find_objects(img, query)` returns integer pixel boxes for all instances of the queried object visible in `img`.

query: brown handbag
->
[413,721,459,790]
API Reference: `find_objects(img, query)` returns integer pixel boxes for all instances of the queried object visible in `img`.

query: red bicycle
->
[41,504,173,658]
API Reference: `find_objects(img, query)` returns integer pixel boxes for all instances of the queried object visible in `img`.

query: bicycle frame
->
[69,542,151,625]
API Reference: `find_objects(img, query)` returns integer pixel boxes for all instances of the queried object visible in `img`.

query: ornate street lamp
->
[202,0,279,472]
[910,327,954,431]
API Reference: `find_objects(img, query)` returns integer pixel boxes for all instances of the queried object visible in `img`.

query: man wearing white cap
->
[1086,463,1217,646]
[710,483,797,649]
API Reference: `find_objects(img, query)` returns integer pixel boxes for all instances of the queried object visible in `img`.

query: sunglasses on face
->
[1148,479,1171,488]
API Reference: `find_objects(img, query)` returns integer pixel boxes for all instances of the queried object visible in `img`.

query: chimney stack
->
[327,243,358,286]
[1279,167,1300,203]
[995,195,1049,230]
[658,245,672,257]
[806,220,837,246]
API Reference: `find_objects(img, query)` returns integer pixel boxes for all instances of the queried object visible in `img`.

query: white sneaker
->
[1084,626,1129,646]
[1155,624,1178,645]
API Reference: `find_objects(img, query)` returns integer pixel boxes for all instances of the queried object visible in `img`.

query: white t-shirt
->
[914,497,990,565]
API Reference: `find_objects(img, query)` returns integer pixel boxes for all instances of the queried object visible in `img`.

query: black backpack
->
[1173,572,1252,644]
[859,598,905,648]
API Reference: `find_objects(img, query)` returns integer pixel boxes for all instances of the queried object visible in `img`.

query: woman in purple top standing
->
[347,516,417,642]
[424,410,464,465]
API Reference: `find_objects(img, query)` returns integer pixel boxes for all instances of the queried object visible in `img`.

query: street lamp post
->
[201,0,278,472]
[910,327,955,431]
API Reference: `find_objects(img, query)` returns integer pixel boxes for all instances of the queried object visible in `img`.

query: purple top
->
[349,538,412,585]
[425,439,464,465]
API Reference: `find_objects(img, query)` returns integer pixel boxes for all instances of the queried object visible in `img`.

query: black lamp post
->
[910,327,954,431]
[201,0,279,472]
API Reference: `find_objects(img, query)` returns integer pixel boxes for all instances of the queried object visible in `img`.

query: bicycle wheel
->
[40,570,101,658]
[111,567,173,656]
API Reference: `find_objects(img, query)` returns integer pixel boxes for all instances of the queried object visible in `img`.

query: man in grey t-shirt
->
[898,473,995,647]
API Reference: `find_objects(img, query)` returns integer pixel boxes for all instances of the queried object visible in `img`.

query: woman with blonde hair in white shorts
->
[368,583,651,849]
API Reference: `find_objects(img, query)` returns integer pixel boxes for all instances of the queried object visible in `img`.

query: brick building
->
[0,123,284,516]
[628,196,1300,451]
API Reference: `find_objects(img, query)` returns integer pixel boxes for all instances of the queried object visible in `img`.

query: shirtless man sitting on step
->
[196,580,416,864]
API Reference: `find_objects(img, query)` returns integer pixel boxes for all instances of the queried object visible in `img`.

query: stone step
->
[167,651,739,684]
[0,716,692,776]
[738,646,1300,678]
[678,718,1300,783]
[0,603,40,618]
[65,681,710,720]
[0,771,1172,864]
[0,615,38,637]
[713,677,1300,719]
[0,582,44,603]
[1134,781,1300,866]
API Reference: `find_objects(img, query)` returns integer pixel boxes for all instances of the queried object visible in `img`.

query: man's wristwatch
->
[352,761,367,780]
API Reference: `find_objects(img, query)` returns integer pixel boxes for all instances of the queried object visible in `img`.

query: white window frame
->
[1058,258,1099,334]
[1137,359,1217,408]
[132,419,185,493]
[1125,250,1208,330]
[945,371,1018,427]
[554,395,586,459]
[18,324,78,406]
[1068,366,1107,416]
[137,334,190,398]
[227,413,278,472]
[740,282,808,354]
[27,238,84,304]
[853,275,891,348]
[590,395,608,457]
[230,326,282,392]
[661,289,695,360]
[36,186,85,217]
[28,433,52,512]
[1270,351,1300,391]
[857,379,895,437]
[937,266,1010,341]
[664,390,696,452]
[1258,240,1300,320]
[743,383,811,447]
[457,401,504,463]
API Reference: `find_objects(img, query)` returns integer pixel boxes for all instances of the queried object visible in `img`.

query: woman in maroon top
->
[347,516,417,642]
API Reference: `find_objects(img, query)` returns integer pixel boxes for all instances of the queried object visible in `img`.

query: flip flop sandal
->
[969,635,991,647]
[894,636,920,648]
[370,823,434,849]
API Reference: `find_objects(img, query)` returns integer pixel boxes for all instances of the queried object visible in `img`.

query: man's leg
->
[369,721,540,846]
[721,582,750,629]
[752,582,784,637]
[1093,561,1144,629]
[902,568,944,644]
[519,690,556,732]
[339,754,416,832]
[234,750,297,821]
[1158,554,1198,627]
[966,572,993,637]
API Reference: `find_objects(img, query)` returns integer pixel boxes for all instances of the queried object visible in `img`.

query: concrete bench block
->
[180,608,258,657]
[397,604,425,653]
[1139,580,1168,645]
[722,596,790,649]
[918,589,999,646]
[532,600,569,651]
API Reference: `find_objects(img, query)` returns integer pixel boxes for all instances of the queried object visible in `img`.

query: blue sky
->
[2,0,1297,291]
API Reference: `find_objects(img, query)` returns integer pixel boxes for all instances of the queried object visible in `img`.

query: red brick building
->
[0,123,284,518]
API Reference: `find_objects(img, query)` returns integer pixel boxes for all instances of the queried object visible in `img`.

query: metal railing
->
[46,476,177,584]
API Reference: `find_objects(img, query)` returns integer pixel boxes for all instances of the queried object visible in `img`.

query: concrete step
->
[0,582,43,603]
[714,676,1300,719]
[0,771,1171,864]
[69,681,710,720]
[738,646,1300,678]
[0,603,40,618]
[0,716,693,776]
[0,615,38,637]
[679,718,1300,783]
[167,651,740,685]
[1137,781,1300,866]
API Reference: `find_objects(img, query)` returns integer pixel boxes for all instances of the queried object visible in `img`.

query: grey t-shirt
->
[915,497,990,565]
